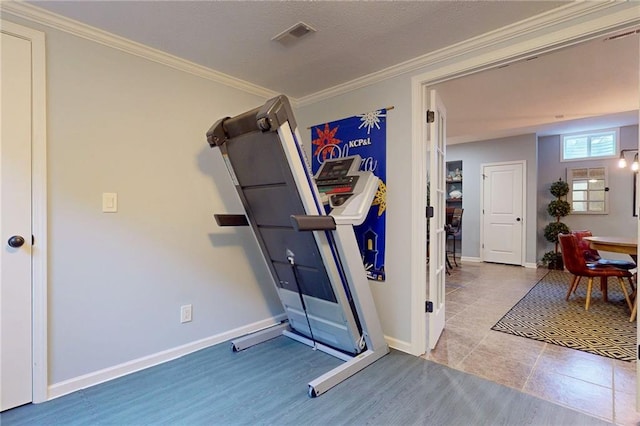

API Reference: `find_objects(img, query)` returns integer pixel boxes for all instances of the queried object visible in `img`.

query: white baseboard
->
[48,314,287,401]
[384,335,413,355]
[460,257,538,269]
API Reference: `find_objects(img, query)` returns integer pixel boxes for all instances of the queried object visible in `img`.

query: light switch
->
[102,193,118,213]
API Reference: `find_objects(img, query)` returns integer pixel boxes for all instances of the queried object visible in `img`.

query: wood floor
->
[427,261,640,425]
[1,325,609,425]
[2,260,635,425]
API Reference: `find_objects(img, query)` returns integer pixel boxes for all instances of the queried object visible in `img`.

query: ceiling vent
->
[272,22,316,47]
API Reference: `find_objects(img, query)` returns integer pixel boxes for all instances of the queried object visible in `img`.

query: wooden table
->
[583,236,637,306]
[583,236,638,260]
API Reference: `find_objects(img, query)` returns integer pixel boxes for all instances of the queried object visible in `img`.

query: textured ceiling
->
[435,33,640,143]
[29,0,568,98]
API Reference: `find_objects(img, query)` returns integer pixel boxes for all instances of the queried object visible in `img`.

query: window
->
[567,167,608,214]
[561,128,619,162]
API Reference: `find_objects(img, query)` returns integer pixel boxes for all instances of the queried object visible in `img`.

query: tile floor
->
[425,261,640,425]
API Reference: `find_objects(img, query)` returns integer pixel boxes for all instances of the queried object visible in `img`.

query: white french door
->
[426,89,446,350]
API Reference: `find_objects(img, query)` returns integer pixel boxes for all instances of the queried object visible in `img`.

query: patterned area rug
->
[491,270,636,361]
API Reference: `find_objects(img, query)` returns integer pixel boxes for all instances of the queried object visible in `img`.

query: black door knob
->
[516,217,521,222]
[8,235,25,248]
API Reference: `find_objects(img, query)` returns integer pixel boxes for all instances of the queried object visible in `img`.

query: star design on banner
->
[357,110,386,135]
[312,123,341,160]
[371,179,386,216]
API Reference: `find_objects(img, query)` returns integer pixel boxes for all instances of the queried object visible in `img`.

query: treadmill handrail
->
[214,214,249,227]
[290,215,337,232]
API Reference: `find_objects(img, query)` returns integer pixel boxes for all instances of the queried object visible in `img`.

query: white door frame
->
[410,4,640,355]
[479,160,526,266]
[1,20,48,404]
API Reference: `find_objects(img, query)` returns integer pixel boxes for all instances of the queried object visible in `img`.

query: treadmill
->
[207,95,388,397]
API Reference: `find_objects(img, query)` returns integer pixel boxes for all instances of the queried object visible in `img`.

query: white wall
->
[6,17,284,386]
[296,74,414,347]
[537,125,639,261]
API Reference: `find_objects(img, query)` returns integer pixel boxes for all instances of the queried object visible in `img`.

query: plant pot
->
[548,256,564,270]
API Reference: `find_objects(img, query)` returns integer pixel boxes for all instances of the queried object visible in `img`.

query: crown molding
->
[0,1,279,100]
[2,1,638,108]
[297,1,640,107]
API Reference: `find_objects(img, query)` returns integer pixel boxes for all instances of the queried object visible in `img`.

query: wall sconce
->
[618,149,639,171]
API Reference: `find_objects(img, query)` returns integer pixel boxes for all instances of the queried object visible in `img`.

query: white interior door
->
[426,89,446,350]
[481,161,525,266]
[1,31,34,411]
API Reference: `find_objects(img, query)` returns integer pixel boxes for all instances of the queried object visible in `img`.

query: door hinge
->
[32,235,35,245]
[425,301,433,313]
[426,110,435,123]
[426,206,434,218]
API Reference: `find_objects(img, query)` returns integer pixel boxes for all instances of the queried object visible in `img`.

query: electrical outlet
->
[180,304,192,323]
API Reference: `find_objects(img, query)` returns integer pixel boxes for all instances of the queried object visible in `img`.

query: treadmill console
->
[315,156,378,226]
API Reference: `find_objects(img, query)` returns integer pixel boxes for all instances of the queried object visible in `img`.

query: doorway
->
[412,8,640,357]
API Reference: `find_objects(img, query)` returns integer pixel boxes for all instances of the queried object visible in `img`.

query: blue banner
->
[311,109,387,281]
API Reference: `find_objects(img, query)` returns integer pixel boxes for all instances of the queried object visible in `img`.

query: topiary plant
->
[543,221,570,244]
[544,178,570,269]
[547,200,571,218]
[550,179,570,198]
[541,251,559,267]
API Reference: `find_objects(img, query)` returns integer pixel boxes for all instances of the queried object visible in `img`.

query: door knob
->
[8,235,25,248]
[516,217,521,222]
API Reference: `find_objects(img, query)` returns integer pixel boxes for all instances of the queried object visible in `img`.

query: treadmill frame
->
[207,95,388,397]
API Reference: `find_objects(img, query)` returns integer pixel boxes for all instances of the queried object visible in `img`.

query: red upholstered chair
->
[572,230,636,300]
[558,233,633,311]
